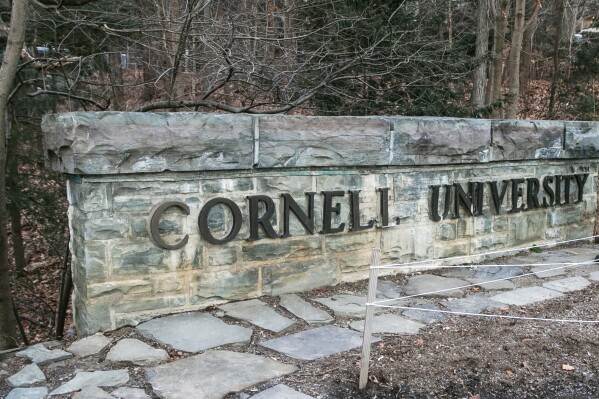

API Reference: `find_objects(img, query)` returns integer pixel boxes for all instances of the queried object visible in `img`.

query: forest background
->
[1,0,599,350]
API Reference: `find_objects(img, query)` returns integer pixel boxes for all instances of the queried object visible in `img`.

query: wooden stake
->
[359,247,380,390]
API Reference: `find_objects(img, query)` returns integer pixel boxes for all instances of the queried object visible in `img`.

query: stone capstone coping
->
[7,364,46,387]
[144,350,297,399]
[258,325,380,360]
[105,339,169,366]
[5,387,49,399]
[49,369,129,396]
[136,312,252,352]
[250,384,315,399]
[16,344,73,365]
[42,113,599,175]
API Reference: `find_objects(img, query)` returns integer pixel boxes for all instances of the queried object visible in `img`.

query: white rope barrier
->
[373,259,599,304]
[367,304,599,324]
[358,236,599,389]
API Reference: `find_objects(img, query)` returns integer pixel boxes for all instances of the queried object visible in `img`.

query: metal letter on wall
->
[149,201,190,250]
[199,197,243,245]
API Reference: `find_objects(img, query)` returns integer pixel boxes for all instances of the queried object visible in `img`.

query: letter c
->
[148,201,190,250]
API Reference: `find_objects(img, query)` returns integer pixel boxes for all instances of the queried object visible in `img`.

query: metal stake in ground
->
[359,247,380,390]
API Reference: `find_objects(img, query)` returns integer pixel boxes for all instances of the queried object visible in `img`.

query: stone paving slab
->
[349,314,425,335]
[251,384,315,398]
[403,275,467,298]
[259,325,380,360]
[73,386,115,399]
[542,276,591,293]
[440,268,475,280]
[5,387,49,399]
[50,369,129,396]
[466,278,515,290]
[16,344,72,365]
[441,296,503,314]
[110,387,151,399]
[136,312,252,352]
[473,266,523,280]
[313,295,369,318]
[7,364,46,387]
[279,294,333,324]
[67,333,112,357]
[376,281,402,299]
[402,303,447,324]
[532,265,566,278]
[490,286,564,306]
[218,299,295,332]
[106,339,169,366]
[145,350,297,399]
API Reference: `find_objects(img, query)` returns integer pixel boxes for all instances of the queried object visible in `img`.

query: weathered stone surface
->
[466,278,515,290]
[262,259,337,296]
[67,333,112,357]
[491,120,564,161]
[5,388,48,399]
[259,325,380,360]
[145,350,297,399]
[110,387,151,399]
[376,281,402,299]
[258,116,389,168]
[391,117,491,164]
[105,339,169,366]
[532,265,567,278]
[402,303,447,324]
[350,314,425,335]
[314,295,368,318]
[50,369,129,396]
[403,275,467,298]
[73,386,116,399]
[251,384,315,399]
[542,276,591,293]
[490,286,564,306]
[43,112,254,174]
[136,312,252,352]
[279,294,333,324]
[7,364,46,387]
[473,266,523,281]
[16,344,73,365]
[218,299,295,332]
[565,121,599,158]
[440,296,503,314]
[590,271,599,281]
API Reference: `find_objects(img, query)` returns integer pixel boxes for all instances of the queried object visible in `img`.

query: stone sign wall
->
[42,113,599,335]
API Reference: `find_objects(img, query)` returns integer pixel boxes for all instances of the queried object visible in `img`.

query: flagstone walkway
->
[2,244,598,399]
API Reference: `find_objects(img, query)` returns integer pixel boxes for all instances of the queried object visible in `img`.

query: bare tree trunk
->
[447,0,453,47]
[519,6,539,95]
[505,0,526,119]
[471,0,490,109]
[7,129,25,278]
[0,0,28,350]
[489,0,509,117]
[549,0,566,118]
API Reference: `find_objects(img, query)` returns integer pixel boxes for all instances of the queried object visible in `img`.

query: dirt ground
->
[2,263,599,399]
